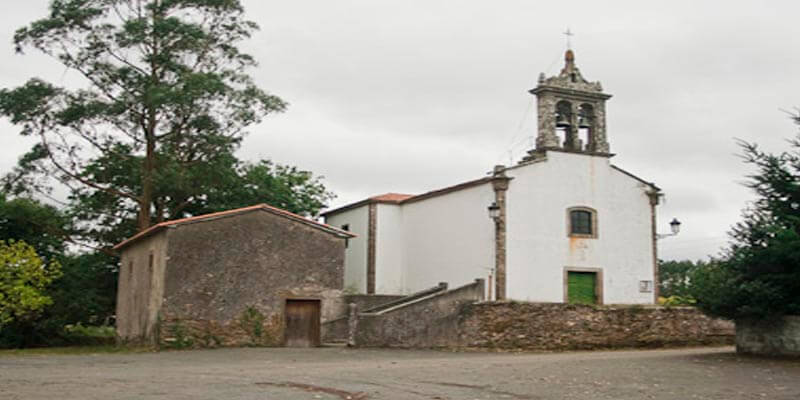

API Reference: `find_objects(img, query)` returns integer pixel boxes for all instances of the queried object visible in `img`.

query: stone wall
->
[736,316,800,357]
[354,279,485,348]
[321,294,406,343]
[158,210,346,348]
[345,294,406,312]
[458,302,734,350]
[116,230,168,344]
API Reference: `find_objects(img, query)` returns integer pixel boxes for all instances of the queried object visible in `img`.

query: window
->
[567,207,597,238]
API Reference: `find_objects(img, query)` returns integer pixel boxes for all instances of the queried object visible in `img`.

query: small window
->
[568,207,597,238]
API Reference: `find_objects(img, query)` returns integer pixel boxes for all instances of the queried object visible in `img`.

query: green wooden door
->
[567,272,597,304]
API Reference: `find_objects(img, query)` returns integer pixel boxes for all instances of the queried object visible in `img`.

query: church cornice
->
[529,85,612,101]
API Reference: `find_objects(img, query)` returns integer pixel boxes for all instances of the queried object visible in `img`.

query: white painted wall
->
[325,206,368,293]
[375,204,405,294]
[324,151,656,303]
[505,151,655,304]
[401,183,495,295]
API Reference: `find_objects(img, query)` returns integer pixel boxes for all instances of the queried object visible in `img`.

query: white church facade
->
[324,50,665,304]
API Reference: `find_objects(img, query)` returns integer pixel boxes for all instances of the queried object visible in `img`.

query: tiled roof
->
[369,193,415,203]
[322,176,495,217]
[113,203,355,251]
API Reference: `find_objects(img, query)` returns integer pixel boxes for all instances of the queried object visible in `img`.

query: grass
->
[0,345,153,357]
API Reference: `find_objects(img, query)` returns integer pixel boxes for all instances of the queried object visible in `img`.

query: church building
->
[324,50,664,304]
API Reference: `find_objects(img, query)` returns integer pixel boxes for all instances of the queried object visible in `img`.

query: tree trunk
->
[137,2,161,233]
[137,130,155,232]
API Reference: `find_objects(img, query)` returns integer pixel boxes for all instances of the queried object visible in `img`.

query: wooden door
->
[284,299,321,347]
[567,271,597,305]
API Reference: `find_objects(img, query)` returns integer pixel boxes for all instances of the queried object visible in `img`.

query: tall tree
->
[691,115,800,320]
[0,0,286,233]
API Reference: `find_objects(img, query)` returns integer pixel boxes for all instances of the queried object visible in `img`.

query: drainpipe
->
[491,165,511,301]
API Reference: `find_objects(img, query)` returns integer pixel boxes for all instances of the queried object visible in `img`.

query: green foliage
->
[61,323,115,346]
[163,320,194,349]
[657,295,696,307]
[239,306,267,345]
[0,241,62,327]
[0,196,117,348]
[69,153,334,248]
[690,116,800,320]
[44,253,118,327]
[658,259,706,299]
[0,0,287,234]
[0,194,69,263]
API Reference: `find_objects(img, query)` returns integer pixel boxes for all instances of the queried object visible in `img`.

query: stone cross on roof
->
[563,28,574,50]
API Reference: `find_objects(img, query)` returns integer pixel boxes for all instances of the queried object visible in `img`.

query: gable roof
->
[324,152,662,218]
[610,165,661,191]
[114,204,355,251]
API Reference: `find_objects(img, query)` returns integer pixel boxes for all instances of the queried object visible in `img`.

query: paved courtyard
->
[1,346,798,399]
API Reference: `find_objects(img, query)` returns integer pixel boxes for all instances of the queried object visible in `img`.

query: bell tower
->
[525,49,612,159]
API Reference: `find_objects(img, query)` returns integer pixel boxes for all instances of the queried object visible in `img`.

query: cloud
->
[3,0,800,261]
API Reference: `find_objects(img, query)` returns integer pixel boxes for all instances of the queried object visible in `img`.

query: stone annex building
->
[324,50,665,305]
[114,204,353,346]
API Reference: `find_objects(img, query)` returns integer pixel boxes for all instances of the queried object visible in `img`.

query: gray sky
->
[2,1,799,261]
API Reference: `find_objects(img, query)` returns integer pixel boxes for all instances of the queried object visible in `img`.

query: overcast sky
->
[2,1,799,261]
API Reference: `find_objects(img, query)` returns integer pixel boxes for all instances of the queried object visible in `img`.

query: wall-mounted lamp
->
[487,202,500,220]
[657,217,682,239]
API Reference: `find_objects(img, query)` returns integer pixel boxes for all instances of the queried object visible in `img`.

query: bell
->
[556,113,570,128]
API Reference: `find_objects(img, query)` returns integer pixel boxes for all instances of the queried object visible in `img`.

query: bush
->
[61,323,115,346]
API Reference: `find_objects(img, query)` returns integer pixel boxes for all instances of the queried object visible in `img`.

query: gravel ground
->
[1,346,799,399]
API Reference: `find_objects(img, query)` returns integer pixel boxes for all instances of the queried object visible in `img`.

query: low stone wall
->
[322,294,418,343]
[458,302,734,351]
[354,279,485,348]
[736,316,800,357]
[158,312,284,349]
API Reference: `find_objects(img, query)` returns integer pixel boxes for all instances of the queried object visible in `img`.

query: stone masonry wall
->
[345,294,406,312]
[736,316,800,357]
[321,294,406,343]
[158,210,346,348]
[458,302,734,351]
[116,231,168,344]
[354,279,485,348]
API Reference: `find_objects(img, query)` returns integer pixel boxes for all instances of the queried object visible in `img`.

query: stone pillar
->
[347,302,358,347]
[593,101,610,153]
[492,166,512,301]
[367,203,377,294]
[564,106,581,151]
[648,191,661,303]
[535,95,560,149]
